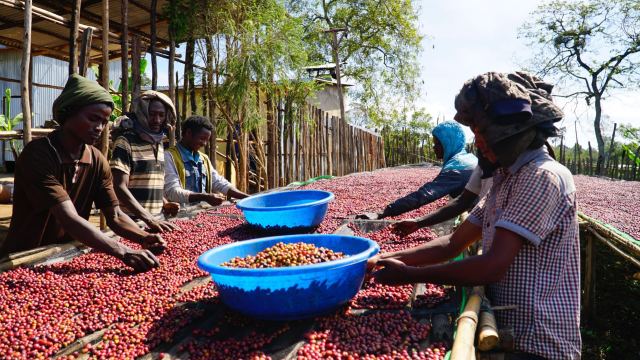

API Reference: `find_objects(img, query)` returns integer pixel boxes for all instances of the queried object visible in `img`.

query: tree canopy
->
[520,0,640,174]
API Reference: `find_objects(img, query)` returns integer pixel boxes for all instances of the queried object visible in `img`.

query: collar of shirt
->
[507,146,551,174]
[177,142,201,165]
[47,131,92,165]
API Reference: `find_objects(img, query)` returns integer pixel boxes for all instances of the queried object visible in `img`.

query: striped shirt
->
[110,132,165,216]
[468,147,581,359]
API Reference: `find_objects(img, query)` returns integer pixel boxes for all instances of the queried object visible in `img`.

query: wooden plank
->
[78,28,93,76]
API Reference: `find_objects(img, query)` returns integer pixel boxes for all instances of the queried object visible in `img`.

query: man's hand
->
[372,258,411,286]
[145,218,178,233]
[392,220,420,237]
[204,194,226,207]
[162,202,180,217]
[140,233,167,254]
[121,248,160,272]
[355,212,383,220]
[366,254,381,272]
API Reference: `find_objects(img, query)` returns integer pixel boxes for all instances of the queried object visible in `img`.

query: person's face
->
[64,103,112,145]
[433,137,444,160]
[184,128,212,152]
[472,127,498,164]
[148,100,166,133]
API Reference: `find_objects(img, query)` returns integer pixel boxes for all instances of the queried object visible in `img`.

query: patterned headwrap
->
[114,90,176,144]
[52,74,114,123]
[453,71,563,146]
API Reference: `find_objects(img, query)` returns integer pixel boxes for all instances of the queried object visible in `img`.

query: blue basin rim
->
[197,234,379,276]
[236,190,335,211]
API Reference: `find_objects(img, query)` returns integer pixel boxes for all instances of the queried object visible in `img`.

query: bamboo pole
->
[120,0,129,112]
[20,0,32,144]
[150,0,158,90]
[477,302,500,351]
[98,0,109,230]
[450,287,483,360]
[69,0,81,75]
[0,242,81,271]
[168,19,176,145]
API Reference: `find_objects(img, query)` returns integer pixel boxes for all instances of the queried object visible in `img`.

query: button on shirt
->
[468,147,581,359]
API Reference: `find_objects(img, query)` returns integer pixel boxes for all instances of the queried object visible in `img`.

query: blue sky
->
[416,0,640,146]
[151,0,640,146]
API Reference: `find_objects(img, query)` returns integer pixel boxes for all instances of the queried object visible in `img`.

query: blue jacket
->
[384,121,477,217]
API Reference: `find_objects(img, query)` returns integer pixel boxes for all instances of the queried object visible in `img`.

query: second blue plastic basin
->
[236,190,334,232]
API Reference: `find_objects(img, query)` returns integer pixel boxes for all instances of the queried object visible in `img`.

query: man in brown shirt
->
[0,74,166,272]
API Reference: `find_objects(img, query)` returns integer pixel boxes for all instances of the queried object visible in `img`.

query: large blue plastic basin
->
[197,234,379,320]
[236,190,334,232]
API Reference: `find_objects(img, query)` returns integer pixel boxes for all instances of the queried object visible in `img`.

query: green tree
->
[288,0,423,129]
[620,124,640,166]
[169,0,316,191]
[519,0,640,174]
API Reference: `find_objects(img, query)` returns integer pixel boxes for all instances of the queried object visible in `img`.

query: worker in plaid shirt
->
[370,72,581,359]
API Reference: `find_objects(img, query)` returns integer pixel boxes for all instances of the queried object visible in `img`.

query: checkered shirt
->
[468,148,581,359]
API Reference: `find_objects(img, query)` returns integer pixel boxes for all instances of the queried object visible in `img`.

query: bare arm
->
[374,228,524,286]
[416,190,478,227]
[112,169,176,232]
[50,200,160,271]
[102,205,149,243]
[378,220,482,267]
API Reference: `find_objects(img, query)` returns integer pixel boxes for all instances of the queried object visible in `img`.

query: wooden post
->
[120,0,129,112]
[150,0,158,90]
[69,0,81,75]
[632,146,640,181]
[583,229,596,324]
[98,0,110,231]
[131,35,141,100]
[606,123,617,171]
[78,28,93,77]
[186,39,196,114]
[21,0,32,145]
[205,37,216,166]
[477,304,500,351]
[588,141,594,176]
[175,71,181,140]
[168,17,176,146]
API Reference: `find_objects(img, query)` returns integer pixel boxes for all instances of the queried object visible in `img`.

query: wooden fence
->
[241,104,386,191]
[557,144,640,181]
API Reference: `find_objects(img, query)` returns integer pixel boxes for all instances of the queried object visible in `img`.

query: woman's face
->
[472,127,498,164]
[433,137,444,160]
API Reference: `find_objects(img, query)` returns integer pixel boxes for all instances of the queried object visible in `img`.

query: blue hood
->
[432,121,477,171]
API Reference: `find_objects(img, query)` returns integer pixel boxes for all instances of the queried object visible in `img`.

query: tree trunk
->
[594,94,606,175]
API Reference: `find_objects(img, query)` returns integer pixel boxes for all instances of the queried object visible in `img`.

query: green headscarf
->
[52,74,114,123]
